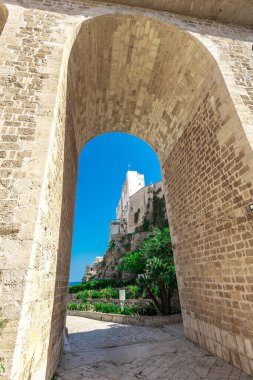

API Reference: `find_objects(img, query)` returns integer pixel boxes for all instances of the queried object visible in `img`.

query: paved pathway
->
[57,316,251,380]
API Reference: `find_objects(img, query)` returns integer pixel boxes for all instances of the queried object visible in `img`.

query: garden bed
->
[67,310,182,327]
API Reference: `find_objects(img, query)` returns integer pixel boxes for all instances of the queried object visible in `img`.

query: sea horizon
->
[69,281,82,286]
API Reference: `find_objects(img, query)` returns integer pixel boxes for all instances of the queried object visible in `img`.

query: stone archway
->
[48,14,253,378]
[1,5,253,380]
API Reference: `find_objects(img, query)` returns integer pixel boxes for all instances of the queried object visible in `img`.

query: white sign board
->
[119,289,126,301]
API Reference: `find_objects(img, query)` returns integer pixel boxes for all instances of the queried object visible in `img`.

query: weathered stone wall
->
[0,3,7,34]
[163,91,253,373]
[127,186,151,232]
[0,0,253,379]
[116,171,145,223]
[127,181,166,232]
[112,179,166,236]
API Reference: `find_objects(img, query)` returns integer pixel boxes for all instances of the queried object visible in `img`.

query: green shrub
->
[90,290,104,299]
[67,302,93,311]
[76,290,89,300]
[103,286,119,300]
[94,302,136,315]
[94,302,121,314]
[78,302,93,311]
[75,287,120,300]
[126,285,141,299]
[69,284,89,294]
[67,303,78,310]
[67,301,155,316]
[122,305,135,315]
[69,279,117,293]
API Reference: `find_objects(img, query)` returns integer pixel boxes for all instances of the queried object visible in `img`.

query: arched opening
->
[0,3,7,35]
[61,131,183,379]
[8,12,253,380]
[69,131,164,285]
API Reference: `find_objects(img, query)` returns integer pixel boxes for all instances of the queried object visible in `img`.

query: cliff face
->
[96,231,150,281]
[96,184,168,281]
[82,256,103,282]
[83,174,168,282]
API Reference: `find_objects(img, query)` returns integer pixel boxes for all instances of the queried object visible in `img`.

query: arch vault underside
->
[0,1,253,379]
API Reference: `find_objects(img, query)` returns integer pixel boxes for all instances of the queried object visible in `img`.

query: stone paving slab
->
[57,316,252,380]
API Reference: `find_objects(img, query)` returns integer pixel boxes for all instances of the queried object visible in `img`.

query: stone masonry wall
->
[0,3,7,34]
[0,3,79,379]
[127,182,167,233]
[0,1,253,379]
[163,90,253,375]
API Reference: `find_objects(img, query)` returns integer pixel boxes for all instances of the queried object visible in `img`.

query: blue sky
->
[69,132,162,282]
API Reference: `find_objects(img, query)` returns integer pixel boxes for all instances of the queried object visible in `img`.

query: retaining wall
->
[67,310,182,327]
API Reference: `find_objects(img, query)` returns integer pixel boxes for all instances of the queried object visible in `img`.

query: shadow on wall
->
[0,3,8,35]
[45,77,79,378]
